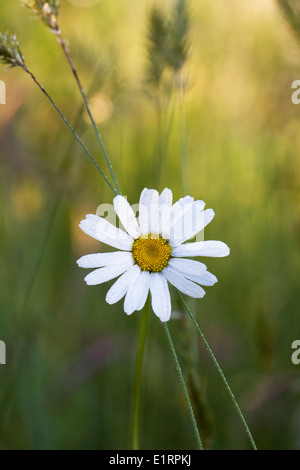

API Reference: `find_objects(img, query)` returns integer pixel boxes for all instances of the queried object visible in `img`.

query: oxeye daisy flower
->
[77,188,230,322]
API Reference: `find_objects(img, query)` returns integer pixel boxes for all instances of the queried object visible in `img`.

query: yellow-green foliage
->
[0,0,300,450]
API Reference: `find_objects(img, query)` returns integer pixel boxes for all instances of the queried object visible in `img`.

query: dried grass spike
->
[0,32,25,68]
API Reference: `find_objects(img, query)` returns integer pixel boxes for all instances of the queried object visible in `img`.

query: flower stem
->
[163,322,203,450]
[22,64,117,196]
[132,303,150,450]
[176,290,257,450]
[56,32,121,196]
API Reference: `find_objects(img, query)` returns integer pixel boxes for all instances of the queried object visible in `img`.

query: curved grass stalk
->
[163,322,203,450]
[176,289,257,450]
[55,31,121,196]
[22,64,117,196]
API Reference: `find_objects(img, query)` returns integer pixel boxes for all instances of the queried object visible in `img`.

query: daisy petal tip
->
[83,277,91,286]
[217,241,230,257]
[159,317,167,323]
[105,293,114,305]
[161,310,172,322]
[113,194,129,210]
[79,215,97,231]
[78,220,85,231]
[84,275,94,286]
[192,288,206,299]
[76,254,95,268]
[223,244,230,256]
[205,208,215,223]
[124,306,134,316]
[161,187,173,197]
[140,187,152,198]
[208,272,218,285]
[123,296,135,316]
[154,309,171,323]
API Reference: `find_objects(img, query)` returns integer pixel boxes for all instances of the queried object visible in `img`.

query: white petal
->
[162,266,206,298]
[170,202,213,247]
[106,264,141,304]
[124,270,151,315]
[159,188,173,206]
[113,195,141,240]
[138,188,160,236]
[149,272,171,322]
[172,194,195,210]
[168,257,207,276]
[167,258,217,286]
[84,259,134,286]
[170,195,194,229]
[172,240,230,258]
[79,214,102,239]
[159,188,173,239]
[169,199,193,246]
[180,270,218,286]
[77,251,133,269]
[79,214,134,251]
[174,207,214,246]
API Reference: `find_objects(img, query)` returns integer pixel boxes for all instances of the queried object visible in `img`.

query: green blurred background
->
[1,0,300,450]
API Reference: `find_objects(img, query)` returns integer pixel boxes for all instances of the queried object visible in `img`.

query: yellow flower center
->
[132,235,172,272]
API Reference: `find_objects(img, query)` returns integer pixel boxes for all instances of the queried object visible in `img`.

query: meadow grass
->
[0,0,300,450]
